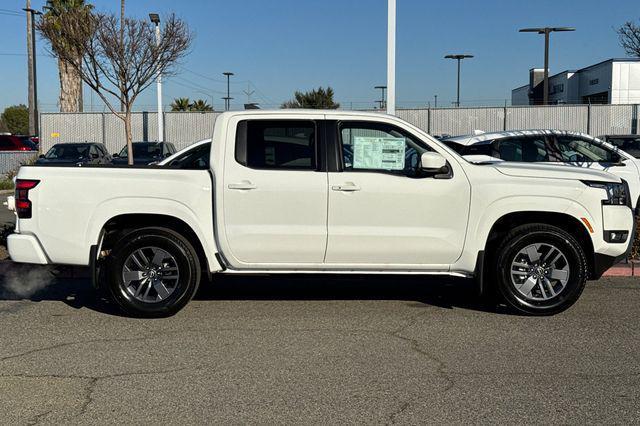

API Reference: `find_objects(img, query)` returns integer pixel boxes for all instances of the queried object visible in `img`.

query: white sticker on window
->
[352,137,406,170]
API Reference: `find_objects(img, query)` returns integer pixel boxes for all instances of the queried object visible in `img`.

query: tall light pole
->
[444,54,473,107]
[374,85,387,109]
[24,3,41,136]
[519,27,575,105]
[223,72,234,111]
[149,13,163,141]
[387,0,396,115]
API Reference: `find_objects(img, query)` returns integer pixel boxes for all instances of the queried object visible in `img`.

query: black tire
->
[106,227,201,318]
[493,223,588,316]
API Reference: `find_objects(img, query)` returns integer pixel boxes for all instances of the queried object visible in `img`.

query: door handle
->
[332,183,361,192]
[228,180,257,190]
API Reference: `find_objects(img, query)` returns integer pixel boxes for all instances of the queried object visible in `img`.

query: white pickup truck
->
[7,110,635,317]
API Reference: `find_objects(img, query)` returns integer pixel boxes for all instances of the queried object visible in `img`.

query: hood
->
[491,162,621,183]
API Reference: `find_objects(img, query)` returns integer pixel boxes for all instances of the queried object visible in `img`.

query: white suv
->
[443,130,640,212]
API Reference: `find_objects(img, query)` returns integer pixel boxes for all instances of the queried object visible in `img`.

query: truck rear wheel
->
[493,223,588,315]
[106,227,201,317]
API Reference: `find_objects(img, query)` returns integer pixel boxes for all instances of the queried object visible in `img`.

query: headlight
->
[582,180,629,206]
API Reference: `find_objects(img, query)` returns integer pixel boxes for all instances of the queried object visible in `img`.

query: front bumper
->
[592,212,636,279]
[7,233,49,264]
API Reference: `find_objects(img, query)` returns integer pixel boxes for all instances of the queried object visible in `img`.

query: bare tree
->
[617,20,640,58]
[38,9,192,164]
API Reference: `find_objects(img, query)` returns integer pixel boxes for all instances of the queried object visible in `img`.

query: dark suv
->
[36,143,112,165]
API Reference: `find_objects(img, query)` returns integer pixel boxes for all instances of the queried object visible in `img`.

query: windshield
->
[119,143,162,157]
[165,142,211,169]
[44,144,91,159]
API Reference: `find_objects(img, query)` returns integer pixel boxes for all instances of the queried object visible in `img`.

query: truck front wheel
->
[494,223,588,315]
[106,227,201,317]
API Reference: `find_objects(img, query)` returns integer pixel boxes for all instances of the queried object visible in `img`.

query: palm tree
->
[282,87,340,109]
[170,97,191,111]
[190,99,213,112]
[40,0,93,112]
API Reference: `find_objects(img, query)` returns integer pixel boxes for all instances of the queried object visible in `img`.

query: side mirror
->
[38,154,44,158]
[164,152,172,158]
[113,153,120,157]
[420,152,447,172]
[91,153,99,159]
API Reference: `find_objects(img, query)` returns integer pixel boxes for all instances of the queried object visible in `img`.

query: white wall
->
[612,61,640,104]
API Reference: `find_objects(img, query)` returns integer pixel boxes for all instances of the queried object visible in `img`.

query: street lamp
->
[444,54,473,107]
[519,27,575,105]
[374,85,387,109]
[222,72,234,111]
[149,13,163,141]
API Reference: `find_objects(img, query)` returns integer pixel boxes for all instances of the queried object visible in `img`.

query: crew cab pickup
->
[7,110,635,317]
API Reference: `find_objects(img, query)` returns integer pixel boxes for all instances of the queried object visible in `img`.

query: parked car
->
[112,142,177,165]
[0,134,38,151]
[158,139,211,169]
[597,134,640,158]
[35,143,112,165]
[7,111,633,317]
[442,130,640,212]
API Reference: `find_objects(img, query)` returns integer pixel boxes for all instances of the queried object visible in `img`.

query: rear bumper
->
[7,233,49,264]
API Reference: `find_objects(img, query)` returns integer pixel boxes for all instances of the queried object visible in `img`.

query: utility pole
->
[387,0,396,115]
[242,82,255,104]
[434,95,438,108]
[24,0,40,136]
[519,27,575,105]
[374,85,387,110]
[222,72,234,111]
[149,13,163,141]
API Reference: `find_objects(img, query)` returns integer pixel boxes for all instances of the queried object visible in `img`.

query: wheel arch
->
[97,213,221,276]
[484,211,595,278]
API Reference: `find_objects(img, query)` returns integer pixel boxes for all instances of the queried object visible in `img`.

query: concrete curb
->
[603,261,639,277]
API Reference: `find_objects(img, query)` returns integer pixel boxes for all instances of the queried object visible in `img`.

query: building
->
[512,58,640,105]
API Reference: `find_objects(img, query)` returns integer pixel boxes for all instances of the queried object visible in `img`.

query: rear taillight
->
[15,179,39,219]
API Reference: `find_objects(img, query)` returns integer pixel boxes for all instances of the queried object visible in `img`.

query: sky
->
[0,0,638,112]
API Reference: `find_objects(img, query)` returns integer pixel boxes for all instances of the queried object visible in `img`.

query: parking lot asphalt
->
[0,269,638,424]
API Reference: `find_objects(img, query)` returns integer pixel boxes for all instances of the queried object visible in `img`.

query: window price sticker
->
[353,137,406,170]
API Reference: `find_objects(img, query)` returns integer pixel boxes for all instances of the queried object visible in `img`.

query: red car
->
[0,134,38,151]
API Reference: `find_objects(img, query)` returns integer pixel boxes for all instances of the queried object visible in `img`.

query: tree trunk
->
[124,110,134,165]
[58,58,82,113]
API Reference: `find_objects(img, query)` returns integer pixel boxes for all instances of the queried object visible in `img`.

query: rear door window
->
[236,120,317,170]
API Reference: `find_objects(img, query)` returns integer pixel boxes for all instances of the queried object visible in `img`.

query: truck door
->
[222,115,328,266]
[325,119,471,268]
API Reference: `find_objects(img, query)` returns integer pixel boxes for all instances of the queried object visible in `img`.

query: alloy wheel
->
[122,246,180,303]
[510,243,570,302]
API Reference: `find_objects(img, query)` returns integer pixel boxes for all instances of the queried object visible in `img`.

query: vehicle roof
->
[51,142,98,146]
[444,129,597,146]
[218,109,396,120]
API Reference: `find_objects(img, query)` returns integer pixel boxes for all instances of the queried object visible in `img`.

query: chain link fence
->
[0,152,38,177]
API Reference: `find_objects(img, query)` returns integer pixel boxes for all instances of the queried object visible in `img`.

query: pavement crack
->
[26,409,52,426]
[0,334,164,363]
[384,312,455,424]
